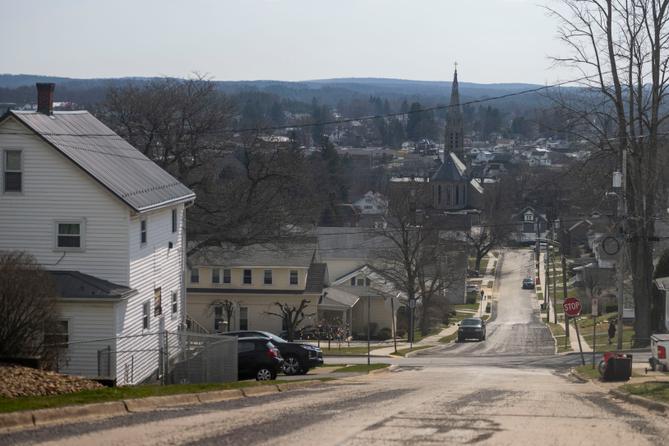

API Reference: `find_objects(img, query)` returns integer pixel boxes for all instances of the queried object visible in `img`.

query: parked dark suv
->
[226,330,323,375]
[237,337,283,381]
[457,318,487,342]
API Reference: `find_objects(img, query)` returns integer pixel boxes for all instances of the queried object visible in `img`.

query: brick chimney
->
[36,83,55,115]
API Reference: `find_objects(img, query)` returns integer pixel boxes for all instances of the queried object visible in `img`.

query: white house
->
[352,191,388,215]
[0,83,195,385]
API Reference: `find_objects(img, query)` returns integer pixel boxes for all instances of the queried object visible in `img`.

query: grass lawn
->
[620,382,669,404]
[332,364,390,373]
[0,380,318,414]
[574,365,600,380]
[439,332,459,344]
[394,345,434,356]
[547,323,572,353]
[321,346,375,356]
[575,313,636,352]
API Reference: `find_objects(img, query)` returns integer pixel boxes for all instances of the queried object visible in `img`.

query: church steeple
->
[445,65,464,161]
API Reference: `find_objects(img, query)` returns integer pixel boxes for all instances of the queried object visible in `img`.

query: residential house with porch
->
[0,83,195,385]
[186,241,326,335]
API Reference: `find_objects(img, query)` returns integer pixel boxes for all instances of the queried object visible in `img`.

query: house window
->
[3,150,22,192]
[154,288,162,317]
[142,302,150,329]
[171,291,178,315]
[140,219,147,245]
[243,269,252,284]
[212,268,220,284]
[356,278,365,286]
[171,209,177,233]
[290,270,298,285]
[223,269,231,284]
[264,269,272,285]
[239,307,248,330]
[45,320,69,349]
[191,268,199,283]
[524,212,534,222]
[350,277,356,286]
[56,221,83,249]
[214,305,224,332]
[365,278,371,286]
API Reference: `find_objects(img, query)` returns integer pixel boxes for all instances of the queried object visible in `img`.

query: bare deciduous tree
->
[267,300,313,342]
[549,0,669,346]
[0,251,57,359]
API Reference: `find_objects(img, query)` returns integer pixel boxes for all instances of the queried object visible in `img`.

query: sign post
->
[591,298,598,369]
[564,297,585,366]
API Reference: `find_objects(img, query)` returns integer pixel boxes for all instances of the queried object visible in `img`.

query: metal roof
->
[188,241,317,268]
[8,111,195,212]
[50,270,137,300]
[431,152,467,182]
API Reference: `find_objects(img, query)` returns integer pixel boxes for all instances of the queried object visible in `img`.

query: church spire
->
[444,65,464,160]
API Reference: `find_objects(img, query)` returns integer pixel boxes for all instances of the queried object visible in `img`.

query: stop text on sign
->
[563,297,582,317]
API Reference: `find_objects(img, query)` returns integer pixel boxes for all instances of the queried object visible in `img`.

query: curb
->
[609,388,668,413]
[568,368,589,383]
[0,380,328,433]
[368,365,393,375]
[405,345,439,358]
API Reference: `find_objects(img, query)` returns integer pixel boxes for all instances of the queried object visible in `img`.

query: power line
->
[0,72,605,139]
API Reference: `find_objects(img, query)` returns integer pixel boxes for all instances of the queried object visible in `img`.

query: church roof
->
[431,152,467,182]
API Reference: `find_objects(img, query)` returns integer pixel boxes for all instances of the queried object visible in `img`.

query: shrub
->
[375,327,392,340]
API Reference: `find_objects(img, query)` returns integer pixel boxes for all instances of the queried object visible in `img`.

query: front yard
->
[620,382,669,404]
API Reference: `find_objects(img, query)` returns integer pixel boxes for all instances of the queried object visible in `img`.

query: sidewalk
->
[369,252,498,356]
[537,251,592,353]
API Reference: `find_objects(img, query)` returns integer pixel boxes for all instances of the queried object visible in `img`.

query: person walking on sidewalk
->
[608,319,617,345]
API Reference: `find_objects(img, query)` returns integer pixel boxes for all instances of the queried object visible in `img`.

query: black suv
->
[237,337,283,381]
[226,330,323,375]
[457,318,487,342]
[522,278,535,289]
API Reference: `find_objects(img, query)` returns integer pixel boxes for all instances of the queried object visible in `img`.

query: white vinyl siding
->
[55,302,115,378]
[0,118,129,285]
[117,205,185,385]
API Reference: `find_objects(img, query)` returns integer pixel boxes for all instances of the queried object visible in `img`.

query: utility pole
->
[552,250,558,324]
[544,223,550,323]
[613,163,626,351]
[562,253,570,343]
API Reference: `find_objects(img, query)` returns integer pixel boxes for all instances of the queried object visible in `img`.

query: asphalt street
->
[1,249,665,445]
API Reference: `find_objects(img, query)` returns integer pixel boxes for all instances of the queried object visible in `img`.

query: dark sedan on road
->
[226,330,323,375]
[237,337,283,381]
[522,278,535,289]
[457,318,487,342]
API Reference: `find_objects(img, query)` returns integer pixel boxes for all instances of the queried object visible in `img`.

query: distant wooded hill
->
[0,74,552,110]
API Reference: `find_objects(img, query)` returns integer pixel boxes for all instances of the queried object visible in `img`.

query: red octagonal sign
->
[563,297,582,317]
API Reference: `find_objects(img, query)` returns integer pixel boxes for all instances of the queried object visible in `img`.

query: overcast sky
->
[0,0,573,84]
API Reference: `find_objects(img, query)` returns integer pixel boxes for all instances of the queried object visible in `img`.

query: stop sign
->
[563,297,582,317]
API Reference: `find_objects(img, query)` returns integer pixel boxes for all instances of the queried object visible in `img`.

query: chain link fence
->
[50,330,237,385]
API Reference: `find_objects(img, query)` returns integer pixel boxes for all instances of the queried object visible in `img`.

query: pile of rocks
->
[0,363,103,398]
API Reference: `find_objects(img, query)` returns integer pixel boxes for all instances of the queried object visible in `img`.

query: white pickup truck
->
[649,334,669,372]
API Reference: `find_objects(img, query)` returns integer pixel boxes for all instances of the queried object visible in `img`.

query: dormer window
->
[524,212,534,222]
[3,150,22,193]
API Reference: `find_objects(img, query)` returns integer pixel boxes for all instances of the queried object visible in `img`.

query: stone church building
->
[431,69,484,212]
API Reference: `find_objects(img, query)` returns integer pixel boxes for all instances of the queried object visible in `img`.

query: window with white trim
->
[153,287,162,317]
[56,221,83,250]
[264,269,272,285]
[142,302,150,329]
[223,269,231,284]
[140,219,147,245]
[171,291,178,316]
[3,150,22,192]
